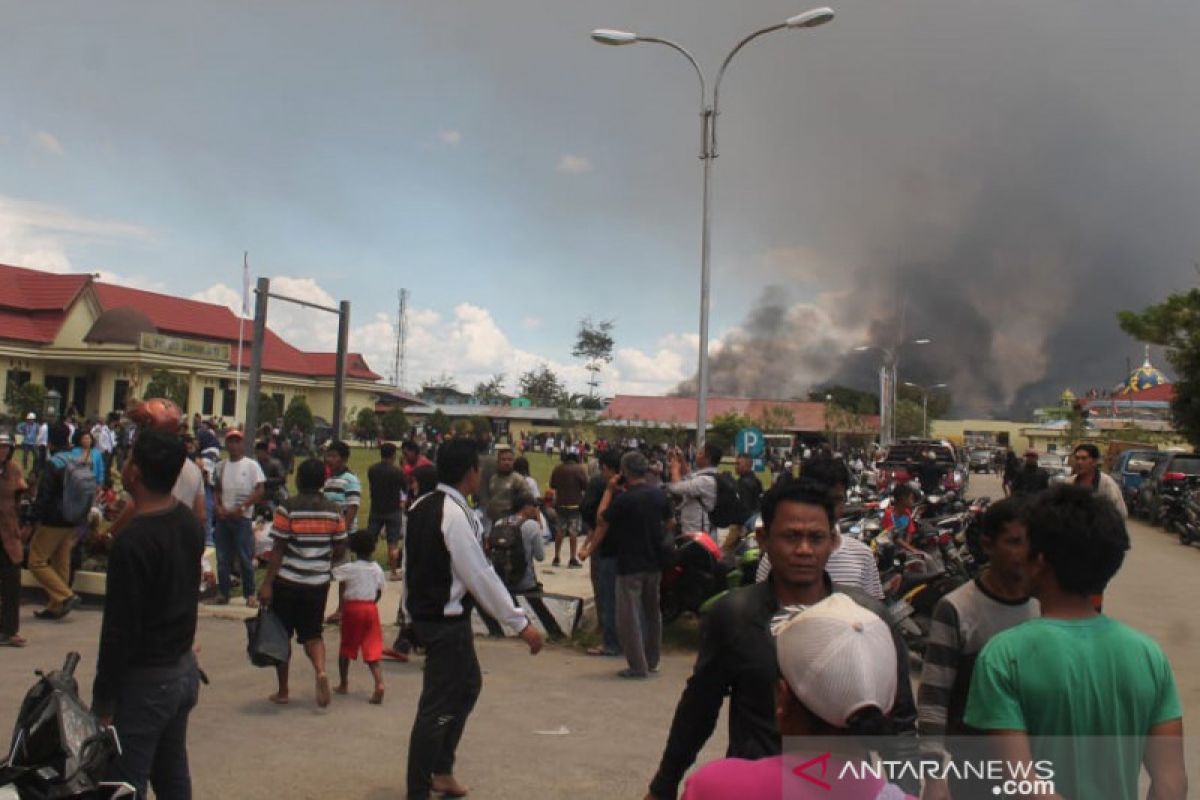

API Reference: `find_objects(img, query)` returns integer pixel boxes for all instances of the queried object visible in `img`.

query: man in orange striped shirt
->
[258,457,348,707]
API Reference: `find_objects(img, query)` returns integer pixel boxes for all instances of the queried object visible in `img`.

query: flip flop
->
[0,634,27,647]
[369,688,385,705]
[267,693,289,705]
[315,674,331,708]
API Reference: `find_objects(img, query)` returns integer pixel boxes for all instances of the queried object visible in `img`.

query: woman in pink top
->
[683,594,916,800]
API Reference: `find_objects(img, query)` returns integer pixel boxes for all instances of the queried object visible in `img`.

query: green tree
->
[427,409,451,436]
[9,383,47,420]
[709,412,752,453]
[468,415,492,438]
[755,404,796,434]
[143,369,189,410]
[473,374,507,405]
[572,317,615,399]
[419,373,460,404]
[1119,290,1200,446]
[897,384,952,427]
[810,385,878,415]
[894,399,925,439]
[257,393,281,427]
[380,407,410,440]
[354,407,380,441]
[518,363,566,407]
[282,396,314,434]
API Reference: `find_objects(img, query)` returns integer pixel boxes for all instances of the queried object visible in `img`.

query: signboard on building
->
[139,332,230,362]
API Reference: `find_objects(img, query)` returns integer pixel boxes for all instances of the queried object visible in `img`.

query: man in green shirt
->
[965,485,1186,800]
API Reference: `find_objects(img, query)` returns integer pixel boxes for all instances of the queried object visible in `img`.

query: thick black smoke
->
[672,0,1200,416]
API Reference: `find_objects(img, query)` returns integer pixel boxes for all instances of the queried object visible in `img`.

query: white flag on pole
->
[241,251,251,318]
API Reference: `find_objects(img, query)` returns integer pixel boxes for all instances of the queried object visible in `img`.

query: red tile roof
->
[1099,383,1171,402]
[602,395,880,434]
[0,264,92,344]
[0,263,379,381]
[0,264,90,312]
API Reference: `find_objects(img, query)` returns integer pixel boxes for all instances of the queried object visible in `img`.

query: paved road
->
[3,473,1197,797]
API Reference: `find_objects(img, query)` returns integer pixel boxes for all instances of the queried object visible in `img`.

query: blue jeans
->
[595,555,621,654]
[203,486,215,546]
[214,517,255,599]
[110,657,200,799]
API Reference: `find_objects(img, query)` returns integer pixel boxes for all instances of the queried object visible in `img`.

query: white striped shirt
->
[270,494,348,586]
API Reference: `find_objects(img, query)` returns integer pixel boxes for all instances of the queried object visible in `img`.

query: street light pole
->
[903,381,948,438]
[855,337,931,447]
[593,8,835,448]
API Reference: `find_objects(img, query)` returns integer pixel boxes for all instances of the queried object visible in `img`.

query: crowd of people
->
[0,406,1188,799]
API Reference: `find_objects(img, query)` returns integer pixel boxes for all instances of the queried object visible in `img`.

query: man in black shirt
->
[915,450,947,495]
[1010,449,1051,496]
[367,443,407,579]
[644,478,917,799]
[581,450,672,678]
[734,454,763,522]
[580,450,623,657]
[93,429,205,798]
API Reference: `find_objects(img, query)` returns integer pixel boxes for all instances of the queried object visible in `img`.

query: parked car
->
[877,439,967,494]
[1109,450,1167,516]
[1037,453,1072,485]
[967,448,995,473]
[1136,452,1200,524]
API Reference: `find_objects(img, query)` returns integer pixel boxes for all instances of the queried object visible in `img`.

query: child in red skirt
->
[332,533,388,703]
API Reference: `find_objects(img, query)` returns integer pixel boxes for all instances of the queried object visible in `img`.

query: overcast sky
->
[3,0,1198,411]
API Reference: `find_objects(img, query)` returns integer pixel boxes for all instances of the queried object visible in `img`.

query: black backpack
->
[708,472,749,528]
[487,518,528,591]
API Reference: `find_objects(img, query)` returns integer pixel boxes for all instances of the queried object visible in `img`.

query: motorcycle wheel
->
[1180,529,1194,546]
[660,594,684,626]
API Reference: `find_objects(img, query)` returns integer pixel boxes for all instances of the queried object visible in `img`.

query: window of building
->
[202,387,215,416]
[221,388,236,417]
[271,393,285,417]
[71,377,88,416]
[113,380,129,413]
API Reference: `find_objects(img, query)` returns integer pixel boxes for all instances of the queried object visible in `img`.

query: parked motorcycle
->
[0,652,132,800]
[660,532,728,624]
[1161,484,1200,546]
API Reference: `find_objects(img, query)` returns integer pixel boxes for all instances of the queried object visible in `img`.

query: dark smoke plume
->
[673,0,1200,416]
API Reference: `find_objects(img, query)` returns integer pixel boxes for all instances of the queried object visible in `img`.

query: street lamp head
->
[912,338,932,345]
[786,7,835,29]
[591,28,639,45]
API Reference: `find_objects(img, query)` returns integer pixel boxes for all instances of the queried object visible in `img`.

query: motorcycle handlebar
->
[62,651,82,677]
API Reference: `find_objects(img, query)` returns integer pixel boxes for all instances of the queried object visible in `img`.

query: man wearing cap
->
[645,478,917,800]
[683,593,914,799]
[210,429,265,607]
[1009,449,1050,497]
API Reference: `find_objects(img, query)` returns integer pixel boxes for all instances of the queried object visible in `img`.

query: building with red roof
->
[602,394,879,446]
[0,262,383,425]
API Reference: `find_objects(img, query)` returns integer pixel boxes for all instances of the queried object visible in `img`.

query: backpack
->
[49,453,97,525]
[487,518,528,591]
[707,472,749,529]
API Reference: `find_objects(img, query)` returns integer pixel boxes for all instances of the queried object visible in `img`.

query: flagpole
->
[235,251,248,425]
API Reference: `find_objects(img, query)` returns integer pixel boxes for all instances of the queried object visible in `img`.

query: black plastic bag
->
[245,608,291,668]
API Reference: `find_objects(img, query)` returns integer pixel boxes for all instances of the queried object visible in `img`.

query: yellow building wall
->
[930,419,1032,453]
[50,301,99,349]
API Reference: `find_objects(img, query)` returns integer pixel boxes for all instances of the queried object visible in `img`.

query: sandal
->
[267,693,289,705]
[0,634,27,647]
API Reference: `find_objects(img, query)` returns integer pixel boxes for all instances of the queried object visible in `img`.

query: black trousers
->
[406,620,481,799]
[0,545,20,637]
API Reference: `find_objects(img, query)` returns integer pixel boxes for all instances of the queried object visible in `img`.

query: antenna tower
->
[392,289,409,389]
